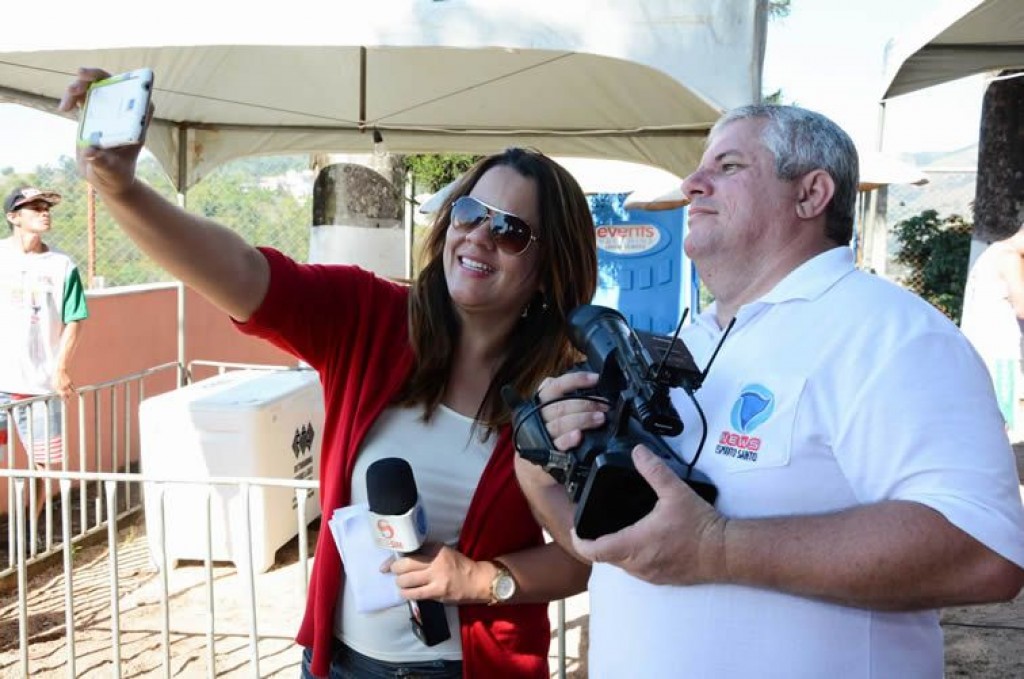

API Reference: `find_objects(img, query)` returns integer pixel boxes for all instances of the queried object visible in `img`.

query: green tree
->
[892,209,972,324]
[3,153,312,287]
[405,154,481,193]
[177,157,311,265]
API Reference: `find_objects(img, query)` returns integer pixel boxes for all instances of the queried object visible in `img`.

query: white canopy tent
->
[881,0,1024,100]
[879,0,1023,268]
[0,0,767,191]
[0,0,765,371]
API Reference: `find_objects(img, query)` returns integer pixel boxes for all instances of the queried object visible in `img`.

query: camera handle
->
[504,385,577,484]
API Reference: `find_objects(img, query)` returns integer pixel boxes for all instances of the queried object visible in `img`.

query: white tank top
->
[335,404,494,661]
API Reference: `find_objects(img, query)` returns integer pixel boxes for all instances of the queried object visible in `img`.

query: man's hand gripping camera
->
[504,304,718,539]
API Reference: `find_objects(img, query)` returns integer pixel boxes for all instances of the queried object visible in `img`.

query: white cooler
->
[139,368,324,572]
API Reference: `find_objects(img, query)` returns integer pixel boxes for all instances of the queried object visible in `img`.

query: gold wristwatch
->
[487,560,517,606]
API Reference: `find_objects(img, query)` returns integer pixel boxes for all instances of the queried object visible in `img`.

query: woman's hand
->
[383,543,494,605]
[58,67,151,196]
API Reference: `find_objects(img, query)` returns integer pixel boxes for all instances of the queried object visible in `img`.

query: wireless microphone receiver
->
[365,457,451,647]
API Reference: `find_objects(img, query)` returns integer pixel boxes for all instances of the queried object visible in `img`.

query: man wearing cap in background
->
[0,187,88,553]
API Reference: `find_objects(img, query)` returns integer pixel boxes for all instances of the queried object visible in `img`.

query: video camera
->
[504,304,718,539]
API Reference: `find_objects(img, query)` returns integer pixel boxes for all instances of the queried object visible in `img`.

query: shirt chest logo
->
[714,383,775,462]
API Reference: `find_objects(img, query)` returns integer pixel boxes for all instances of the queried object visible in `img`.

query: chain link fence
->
[879,169,977,324]
[4,154,315,288]
[6,151,980,297]
[883,169,977,282]
[897,235,974,306]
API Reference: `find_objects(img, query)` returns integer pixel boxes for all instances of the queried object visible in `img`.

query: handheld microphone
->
[365,457,451,647]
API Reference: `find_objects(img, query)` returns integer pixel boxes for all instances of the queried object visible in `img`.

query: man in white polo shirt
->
[516,105,1024,678]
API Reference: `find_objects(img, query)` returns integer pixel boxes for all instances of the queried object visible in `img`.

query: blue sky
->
[0,0,984,172]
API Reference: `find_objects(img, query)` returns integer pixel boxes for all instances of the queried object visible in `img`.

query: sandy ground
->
[0,517,311,677]
[0,517,588,678]
[0,444,1021,677]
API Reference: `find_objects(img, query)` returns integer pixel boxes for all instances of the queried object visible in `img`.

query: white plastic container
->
[139,368,323,573]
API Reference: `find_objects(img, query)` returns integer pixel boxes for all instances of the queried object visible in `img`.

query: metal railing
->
[2,361,183,572]
[0,467,316,678]
[186,360,294,383]
[0,362,579,678]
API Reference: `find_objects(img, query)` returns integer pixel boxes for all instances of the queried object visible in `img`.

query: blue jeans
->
[300,641,462,679]
[0,393,64,466]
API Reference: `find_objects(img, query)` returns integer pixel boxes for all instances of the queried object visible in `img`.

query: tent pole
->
[87,185,96,286]
[854,192,865,268]
[359,47,367,129]
[405,171,415,280]
[866,102,888,275]
[176,126,189,386]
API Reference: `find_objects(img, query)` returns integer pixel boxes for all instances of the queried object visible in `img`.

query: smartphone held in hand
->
[77,68,153,149]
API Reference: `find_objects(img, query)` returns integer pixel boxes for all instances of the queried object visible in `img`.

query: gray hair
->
[712,105,859,245]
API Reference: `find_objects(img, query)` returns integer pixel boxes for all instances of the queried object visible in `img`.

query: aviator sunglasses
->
[449,195,538,256]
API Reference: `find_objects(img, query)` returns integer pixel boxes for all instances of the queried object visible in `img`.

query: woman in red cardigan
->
[64,67,598,679]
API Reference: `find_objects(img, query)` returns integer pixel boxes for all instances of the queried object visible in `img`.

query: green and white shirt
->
[0,238,89,395]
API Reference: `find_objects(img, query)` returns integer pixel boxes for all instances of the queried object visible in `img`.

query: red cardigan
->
[237,248,549,678]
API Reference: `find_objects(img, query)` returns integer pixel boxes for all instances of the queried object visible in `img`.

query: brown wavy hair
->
[397,148,598,434]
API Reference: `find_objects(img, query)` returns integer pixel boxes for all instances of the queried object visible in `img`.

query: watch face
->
[495,573,516,601]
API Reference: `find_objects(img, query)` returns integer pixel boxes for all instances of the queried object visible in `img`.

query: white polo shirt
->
[588,247,1024,679]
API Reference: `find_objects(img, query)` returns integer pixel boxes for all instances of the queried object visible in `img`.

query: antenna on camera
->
[698,316,737,388]
[652,308,689,384]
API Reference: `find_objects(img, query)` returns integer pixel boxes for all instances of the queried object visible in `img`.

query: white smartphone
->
[77,68,154,149]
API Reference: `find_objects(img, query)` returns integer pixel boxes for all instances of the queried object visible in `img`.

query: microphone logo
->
[377,518,395,540]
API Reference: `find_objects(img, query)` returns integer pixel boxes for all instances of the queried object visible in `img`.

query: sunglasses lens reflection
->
[451,196,488,230]
[450,196,533,255]
[489,215,531,253]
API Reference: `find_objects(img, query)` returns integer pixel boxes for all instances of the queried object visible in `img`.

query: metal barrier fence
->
[0,362,577,678]
[186,360,294,384]
[2,361,183,571]
[0,467,316,678]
